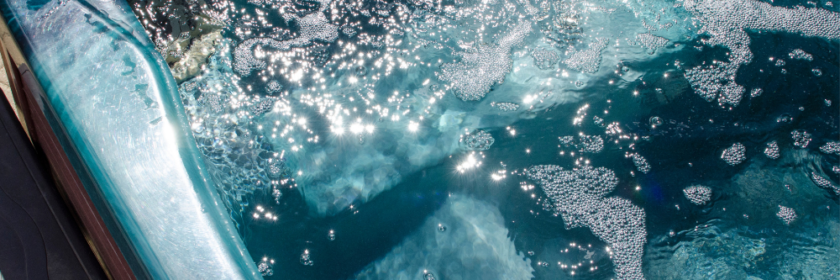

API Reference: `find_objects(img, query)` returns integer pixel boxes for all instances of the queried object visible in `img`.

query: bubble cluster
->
[683,185,712,205]
[257,258,274,276]
[764,140,780,159]
[266,80,283,94]
[462,130,495,151]
[440,22,532,101]
[777,114,793,123]
[490,102,520,112]
[233,12,338,76]
[272,188,282,204]
[819,141,840,155]
[605,122,622,135]
[791,130,812,148]
[232,38,277,76]
[295,11,339,41]
[682,0,840,108]
[197,92,223,113]
[684,62,746,107]
[776,205,797,225]
[750,88,763,98]
[525,165,647,280]
[340,25,356,37]
[559,136,575,146]
[788,49,814,61]
[178,64,294,225]
[593,116,604,126]
[811,172,840,195]
[578,135,604,153]
[249,96,276,116]
[721,142,746,166]
[559,134,604,153]
[562,38,608,74]
[266,158,288,179]
[626,152,651,174]
[635,33,670,52]
[300,250,314,266]
[531,47,560,70]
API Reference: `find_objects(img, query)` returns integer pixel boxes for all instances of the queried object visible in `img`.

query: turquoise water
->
[129,0,840,278]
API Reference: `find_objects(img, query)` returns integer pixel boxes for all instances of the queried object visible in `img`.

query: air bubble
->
[559,135,604,153]
[257,259,274,276]
[491,102,520,112]
[249,97,276,117]
[440,22,532,101]
[683,185,712,205]
[531,47,560,70]
[789,49,814,61]
[649,116,663,127]
[300,250,314,266]
[635,33,670,52]
[750,88,762,98]
[721,143,746,166]
[811,172,840,195]
[791,130,812,148]
[764,141,780,159]
[266,81,283,94]
[462,130,495,151]
[819,141,840,155]
[776,114,793,123]
[627,153,651,174]
[777,205,797,225]
[563,38,608,74]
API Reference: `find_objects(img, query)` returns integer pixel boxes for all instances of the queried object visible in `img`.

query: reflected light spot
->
[456,153,481,173]
[350,123,364,134]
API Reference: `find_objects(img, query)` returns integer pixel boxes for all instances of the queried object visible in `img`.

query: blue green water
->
[129,0,839,278]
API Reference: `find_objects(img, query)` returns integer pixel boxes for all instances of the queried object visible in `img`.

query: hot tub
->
[1,0,838,278]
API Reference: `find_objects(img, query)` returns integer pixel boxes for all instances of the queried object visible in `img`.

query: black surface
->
[0,90,107,279]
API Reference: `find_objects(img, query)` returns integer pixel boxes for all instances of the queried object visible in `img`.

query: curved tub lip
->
[0,12,138,278]
[0,0,261,278]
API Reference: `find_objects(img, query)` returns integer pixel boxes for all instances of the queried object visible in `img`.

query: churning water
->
[128,0,839,278]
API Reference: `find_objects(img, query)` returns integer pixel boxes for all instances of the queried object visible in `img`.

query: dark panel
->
[0,88,107,279]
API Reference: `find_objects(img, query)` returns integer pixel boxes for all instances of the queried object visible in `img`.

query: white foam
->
[439,22,532,101]
[683,0,840,108]
[525,165,647,279]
